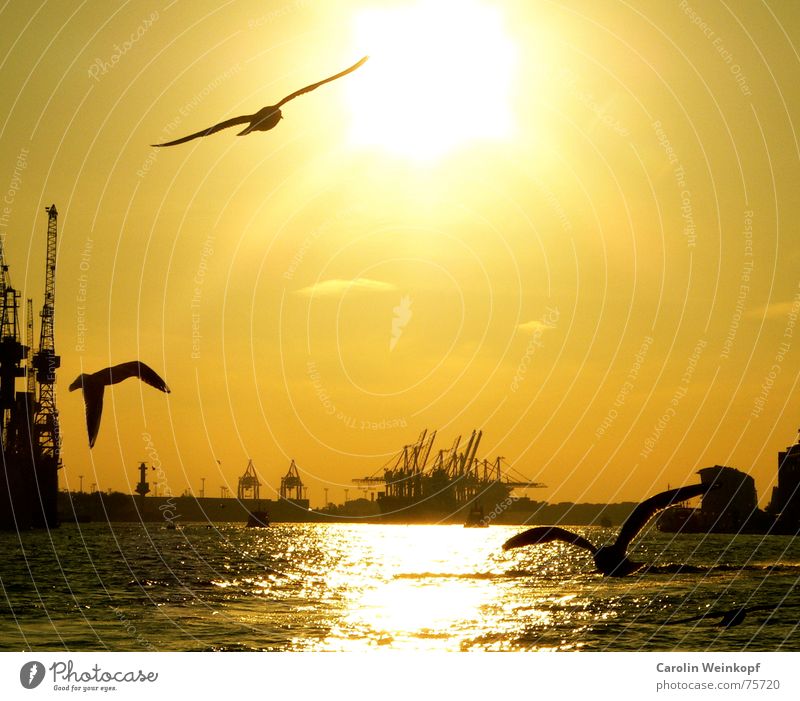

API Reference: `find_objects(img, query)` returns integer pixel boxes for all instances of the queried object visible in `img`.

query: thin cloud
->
[518,320,556,333]
[747,300,800,319]
[295,278,397,298]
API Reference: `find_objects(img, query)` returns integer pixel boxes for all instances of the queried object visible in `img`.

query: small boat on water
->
[246,510,270,528]
[464,504,488,528]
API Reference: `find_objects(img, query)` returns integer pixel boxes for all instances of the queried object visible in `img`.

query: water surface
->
[1,523,797,651]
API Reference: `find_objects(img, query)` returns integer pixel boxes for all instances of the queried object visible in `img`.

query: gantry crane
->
[238,459,261,500]
[280,460,306,501]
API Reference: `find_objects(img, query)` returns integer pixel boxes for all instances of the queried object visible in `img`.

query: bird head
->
[69,374,90,392]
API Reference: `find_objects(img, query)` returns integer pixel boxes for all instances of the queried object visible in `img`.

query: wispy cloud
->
[390,295,413,351]
[747,300,800,319]
[518,319,557,334]
[295,278,397,298]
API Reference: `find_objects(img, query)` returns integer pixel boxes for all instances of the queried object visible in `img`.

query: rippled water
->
[1,523,798,651]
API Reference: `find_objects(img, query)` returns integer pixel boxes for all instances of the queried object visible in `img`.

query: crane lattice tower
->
[32,205,61,463]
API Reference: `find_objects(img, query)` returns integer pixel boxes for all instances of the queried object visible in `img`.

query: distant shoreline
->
[56,490,642,527]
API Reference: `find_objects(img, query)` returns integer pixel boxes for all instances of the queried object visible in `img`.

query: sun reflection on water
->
[4,523,798,651]
[305,525,584,650]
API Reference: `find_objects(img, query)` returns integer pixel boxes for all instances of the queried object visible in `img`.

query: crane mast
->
[32,204,61,462]
[26,298,35,399]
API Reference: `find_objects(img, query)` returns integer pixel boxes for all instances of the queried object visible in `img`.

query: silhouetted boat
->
[464,504,487,528]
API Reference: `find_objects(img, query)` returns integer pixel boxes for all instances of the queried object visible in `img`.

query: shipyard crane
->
[0,237,8,314]
[353,429,437,499]
[238,459,261,500]
[32,205,61,463]
[0,238,23,444]
[25,298,35,399]
[280,459,306,501]
[0,205,62,529]
[0,234,10,309]
[19,297,38,453]
[353,429,547,515]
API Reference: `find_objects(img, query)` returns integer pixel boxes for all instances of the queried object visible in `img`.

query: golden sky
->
[1,0,799,507]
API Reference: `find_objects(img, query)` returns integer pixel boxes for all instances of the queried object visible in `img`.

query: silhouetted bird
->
[70,362,170,447]
[666,603,785,628]
[153,56,368,147]
[503,483,714,577]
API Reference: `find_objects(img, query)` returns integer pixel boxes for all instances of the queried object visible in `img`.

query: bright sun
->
[346,0,517,161]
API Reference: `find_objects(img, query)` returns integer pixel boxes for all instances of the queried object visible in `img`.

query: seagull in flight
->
[503,483,714,577]
[69,361,170,447]
[153,56,368,147]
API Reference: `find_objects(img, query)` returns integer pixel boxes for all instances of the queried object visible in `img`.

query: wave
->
[394,563,800,581]
[395,569,537,580]
[127,578,217,588]
[643,563,800,575]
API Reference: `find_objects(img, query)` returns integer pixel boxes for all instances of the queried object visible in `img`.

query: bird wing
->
[615,483,713,551]
[502,526,597,554]
[107,361,170,393]
[84,385,104,448]
[152,114,254,147]
[276,56,368,107]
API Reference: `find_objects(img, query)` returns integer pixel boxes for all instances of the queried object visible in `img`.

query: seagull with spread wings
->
[153,56,368,147]
[503,483,715,577]
[70,361,170,447]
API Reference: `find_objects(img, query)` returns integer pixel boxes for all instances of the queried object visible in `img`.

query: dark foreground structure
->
[59,490,314,524]
[658,444,800,535]
[0,205,61,531]
[767,440,800,526]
